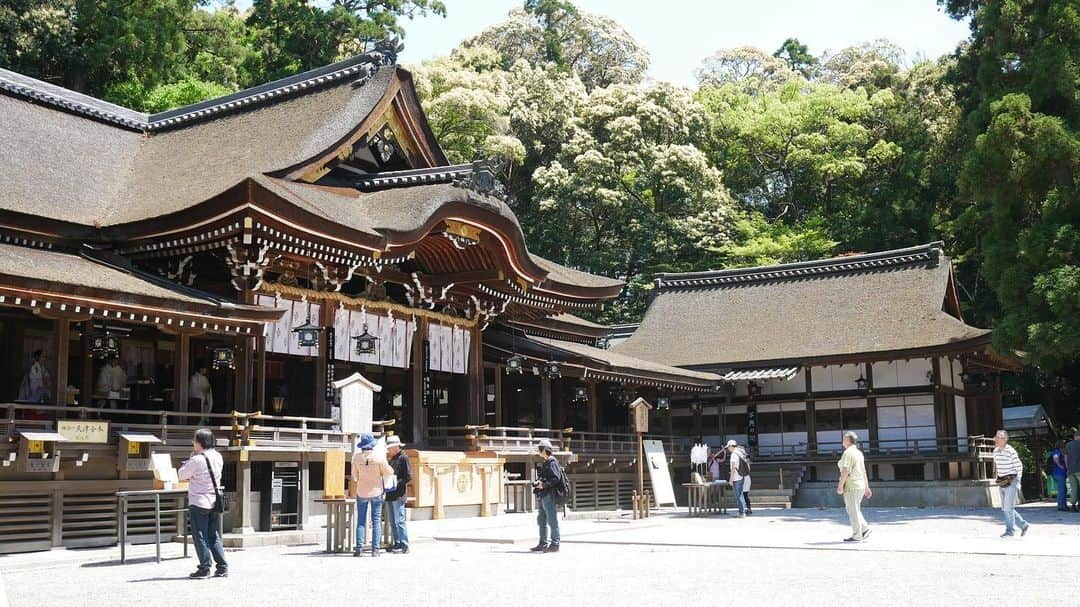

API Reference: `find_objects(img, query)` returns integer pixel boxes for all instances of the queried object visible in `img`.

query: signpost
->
[628,397,652,519]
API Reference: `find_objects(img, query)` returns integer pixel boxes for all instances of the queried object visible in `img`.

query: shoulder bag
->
[202,453,229,513]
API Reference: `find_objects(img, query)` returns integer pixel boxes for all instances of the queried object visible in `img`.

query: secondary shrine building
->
[0,48,1016,553]
[614,243,1018,506]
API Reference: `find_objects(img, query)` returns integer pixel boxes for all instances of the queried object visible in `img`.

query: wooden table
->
[682,482,727,516]
[115,488,189,564]
[316,498,354,554]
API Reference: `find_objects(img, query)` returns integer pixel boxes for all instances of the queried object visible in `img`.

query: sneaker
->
[214,570,228,578]
[842,537,860,543]
[1021,525,1030,537]
[370,549,381,558]
[399,545,410,554]
[1000,532,1014,538]
[189,569,211,579]
[862,527,872,540]
[353,550,364,557]
[530,544,548,552]
[384,545,397,553]
[545,544,560,553]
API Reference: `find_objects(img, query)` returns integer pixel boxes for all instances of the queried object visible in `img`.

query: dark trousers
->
[189,505,227,572]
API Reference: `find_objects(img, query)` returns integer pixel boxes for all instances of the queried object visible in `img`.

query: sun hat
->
[357,433,377,450]
[386,435,404,448]
[724,439,738,448]
[537,438,554,451]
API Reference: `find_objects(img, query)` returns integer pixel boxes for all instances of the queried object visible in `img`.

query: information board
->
[57,420,109,444]
[642,439,677,507]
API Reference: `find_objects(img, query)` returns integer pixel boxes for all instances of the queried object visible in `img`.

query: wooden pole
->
[637,430,644,495]
[175,333,190,417]
[80,320,93,407]
[54,319,70,406]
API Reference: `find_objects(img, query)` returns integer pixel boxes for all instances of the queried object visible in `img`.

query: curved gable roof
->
[615,243,990,368]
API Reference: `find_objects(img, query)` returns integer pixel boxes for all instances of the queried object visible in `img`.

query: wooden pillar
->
[233,454,254,533]
[466,326,483,425]
[54,319,70,406]
[540,377,552,428]
[313,304,334,419]
[175,333,191,416]
[866,362,878,448]
[253,334,266,413]
[410,317,428,445]
[80,320,93,407]
[587,381,598,432]
[493,364,503,427]
[805,369,816,452]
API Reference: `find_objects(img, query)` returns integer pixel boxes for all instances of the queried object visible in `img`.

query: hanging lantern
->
[855,375,869,391]
[211,347,235,370]
[292,321,321,348]
[505,354,524,374]
[657,397,671,411]
[747,381,762,396]
[573,386,588,402]
[91,333,120,359]
[545,360,561,379]
[352,324,379,355]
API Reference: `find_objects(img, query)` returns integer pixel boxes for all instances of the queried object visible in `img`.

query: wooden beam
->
[494,364,503,427]
[466,325,484,425]
[80,321,93,408]
[254,334,267,413]
[54,319,70,407]
[540,377,552,428]
[587,381,598,432]
[175,333,190,417]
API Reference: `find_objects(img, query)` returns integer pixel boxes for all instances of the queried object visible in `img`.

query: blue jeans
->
[537,494,560,546]
[388,498,408,548]
[733,478,747,514]
[999,477,1028,535]
[188,505,227,572]
[355,496,384,553]
[1054,475,1068,509]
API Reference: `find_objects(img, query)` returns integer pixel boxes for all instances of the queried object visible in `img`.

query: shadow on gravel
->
[128,575,199,583]
[81,556,187,568]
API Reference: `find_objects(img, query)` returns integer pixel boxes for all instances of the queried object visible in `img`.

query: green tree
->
[463,6,648,90]
[773,37,817,78]
[942,0,1080,369]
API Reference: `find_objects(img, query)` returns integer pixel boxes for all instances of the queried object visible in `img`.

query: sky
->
[229,1,971,87]
[394,0,972,86]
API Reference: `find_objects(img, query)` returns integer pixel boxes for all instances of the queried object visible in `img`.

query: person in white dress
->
[96,356,127,409]
[17,350,51,403]
[190,366,214,425]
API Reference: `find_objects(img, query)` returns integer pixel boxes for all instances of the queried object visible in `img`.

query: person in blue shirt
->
[1051,441,1069,511]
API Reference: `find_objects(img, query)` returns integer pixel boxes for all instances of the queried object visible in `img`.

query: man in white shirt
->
[189,366,213,425]
[992,429,1029,538]
[726,440,751,517]
[178,428,228,578]
[96,356,126,409]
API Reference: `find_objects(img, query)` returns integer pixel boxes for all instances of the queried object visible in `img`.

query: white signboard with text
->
[643,439,677,507]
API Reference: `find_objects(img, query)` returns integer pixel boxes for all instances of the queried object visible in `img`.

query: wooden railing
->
[0,402,393,450]
[427,426,691,458]
[750,436,997,461]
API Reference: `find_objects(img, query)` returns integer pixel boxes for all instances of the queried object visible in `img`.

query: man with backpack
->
[725,440,751,517]
[531,438,566,553]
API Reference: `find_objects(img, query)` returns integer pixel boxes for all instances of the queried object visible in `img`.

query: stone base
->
[220,529,323,548]
[794,480,999,508]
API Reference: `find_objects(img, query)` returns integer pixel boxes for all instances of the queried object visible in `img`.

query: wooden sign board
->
[324,449,346,499]
[58,420,109,444]
[333,372,381,435]
[628,397,652,434]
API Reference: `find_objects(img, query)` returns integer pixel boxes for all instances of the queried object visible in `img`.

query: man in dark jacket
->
[385,436,412,553]
[531,438,563,553]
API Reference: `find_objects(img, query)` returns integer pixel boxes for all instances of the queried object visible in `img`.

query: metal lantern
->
[657,397,671,411]
[855,375,869,391]
[292,321,321,348]
[352,324,379,355]
[747,381,762,396]
[505,354,524,374]
[545,360,561,379]
[211,347,235,370]
[91,333,120,359]
[573,386,588,402]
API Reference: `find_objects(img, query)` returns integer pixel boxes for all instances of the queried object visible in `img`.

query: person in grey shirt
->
[1066,431,1080,512]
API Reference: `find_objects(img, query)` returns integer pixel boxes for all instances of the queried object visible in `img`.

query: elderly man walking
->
[993,430,1030,538]
[837,431,872,542]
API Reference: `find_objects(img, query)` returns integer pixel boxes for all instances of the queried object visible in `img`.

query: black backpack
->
[552,464,572,506]
[736,450,752,477]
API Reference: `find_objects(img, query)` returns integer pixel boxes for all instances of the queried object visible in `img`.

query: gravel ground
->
[3,505,1076,607]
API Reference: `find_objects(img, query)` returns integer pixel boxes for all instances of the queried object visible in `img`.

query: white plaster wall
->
[811,364,864,392]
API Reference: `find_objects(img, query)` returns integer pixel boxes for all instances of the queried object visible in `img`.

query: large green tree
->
[942,0,1079,370]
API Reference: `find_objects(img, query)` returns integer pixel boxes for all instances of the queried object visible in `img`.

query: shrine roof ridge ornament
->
[654,242,944,291]
[0,40,402,133]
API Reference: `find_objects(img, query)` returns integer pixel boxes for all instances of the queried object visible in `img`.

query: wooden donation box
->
[16,431,68,473]
[408,450,504,520]
[118,433,162,472]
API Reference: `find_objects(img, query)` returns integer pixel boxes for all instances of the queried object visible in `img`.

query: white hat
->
[537,438,554,451]
[724,440,738,448]
[386,435,404,448]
